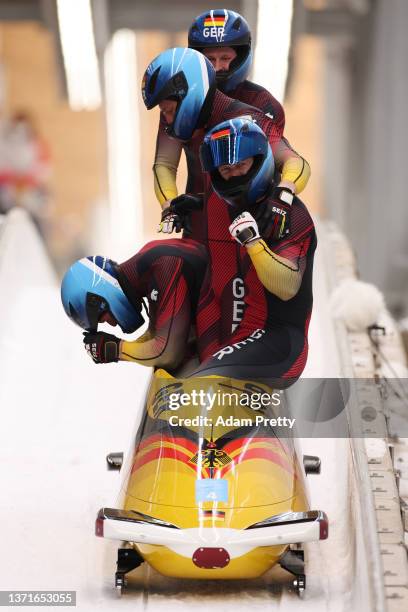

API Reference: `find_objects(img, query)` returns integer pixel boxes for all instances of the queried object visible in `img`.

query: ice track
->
[0,210,367,610]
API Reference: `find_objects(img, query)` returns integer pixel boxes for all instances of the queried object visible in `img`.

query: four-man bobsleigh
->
[95,370,328,596]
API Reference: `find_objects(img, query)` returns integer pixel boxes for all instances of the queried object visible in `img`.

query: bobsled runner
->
[96,369,328,596]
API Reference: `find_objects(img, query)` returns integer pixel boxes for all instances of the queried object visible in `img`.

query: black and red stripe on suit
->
[117,239,207,369]
[154,89,308,242]
[229,80,285,134]
[192,192,316,386]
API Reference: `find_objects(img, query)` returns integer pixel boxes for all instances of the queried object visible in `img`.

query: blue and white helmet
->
[141,47,216,141]
[188,9,252,93]
[61,256,144,334]
[200,117,274,209]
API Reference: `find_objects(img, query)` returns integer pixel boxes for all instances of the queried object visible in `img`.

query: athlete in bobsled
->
[189,9,285,122]
[87,118,323,596]
[153,9,287,220]
[142,46,310,242]
[185,117,316,387]
[60,246,327,595]
[60,239,207,369]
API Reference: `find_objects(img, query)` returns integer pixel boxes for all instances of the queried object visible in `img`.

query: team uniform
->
[155,89,309,243]
[117,239,207,369]
[152,8,288,212]
[141,51,315,384]
[153,80,285,207]
[230,80,285,132]
[192,192,316,385]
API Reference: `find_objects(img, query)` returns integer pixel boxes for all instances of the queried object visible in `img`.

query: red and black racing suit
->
[230,79,285,132]
[187,90,309,242]
[154,89,309,243]
[153,80,286,211]
[191,190,317,387]
[151,92,312,383]
[117,239,207,370]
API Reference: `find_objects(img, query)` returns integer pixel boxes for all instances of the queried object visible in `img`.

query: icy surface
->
[0,216,355,610]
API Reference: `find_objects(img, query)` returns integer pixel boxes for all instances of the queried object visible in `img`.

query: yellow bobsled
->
[96,369,328,595]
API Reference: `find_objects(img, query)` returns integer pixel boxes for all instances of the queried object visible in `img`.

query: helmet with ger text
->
[188,9,252,93]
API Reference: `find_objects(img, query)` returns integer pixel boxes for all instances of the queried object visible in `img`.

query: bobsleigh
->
[96,370,328,596]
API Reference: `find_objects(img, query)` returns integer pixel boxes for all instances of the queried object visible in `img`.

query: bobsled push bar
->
[96,508,328,550]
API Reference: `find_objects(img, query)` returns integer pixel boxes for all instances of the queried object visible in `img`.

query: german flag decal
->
[199,509,226,520]
[204,14,226,27]
[211,128,230,140]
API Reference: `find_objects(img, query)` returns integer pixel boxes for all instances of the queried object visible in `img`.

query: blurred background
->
[0,0,406,323]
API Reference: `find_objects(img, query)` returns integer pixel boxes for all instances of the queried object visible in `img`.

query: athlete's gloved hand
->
[158,208,182,234]
[83,331,120,364]
[158,194,203,234]
[229,212,261,247]
[254,186,294,239]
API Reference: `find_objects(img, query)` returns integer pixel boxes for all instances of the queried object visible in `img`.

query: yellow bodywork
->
[120,370,309,579]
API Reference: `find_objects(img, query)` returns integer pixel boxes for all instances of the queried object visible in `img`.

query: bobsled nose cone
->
[192,547,230,569]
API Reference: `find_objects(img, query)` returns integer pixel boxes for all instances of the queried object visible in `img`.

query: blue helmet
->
[61,256,144,334]
[188,9,252,93]
[141,47,216,141]
[200,117,274,209]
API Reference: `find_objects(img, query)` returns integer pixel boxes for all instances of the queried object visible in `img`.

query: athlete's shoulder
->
[292,195,314,219]
[237,80,273,97]
[261,193,315,241]
[210,90,256,123]
[291,197,316,241]
[208,91,275,139]
[233,80,285,124]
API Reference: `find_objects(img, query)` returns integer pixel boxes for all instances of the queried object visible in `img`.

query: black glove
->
[170,193,203,215]
[158,194,203,234]
[83,331,120,364]
[254,186,294,239]
[159,207,183,233]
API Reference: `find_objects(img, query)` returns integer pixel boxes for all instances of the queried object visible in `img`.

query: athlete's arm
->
[229,210,311,301]
[272,137,311,195]
[246,238,307,301]
[247,216,315,301]
[259,116,310,194]
[153,116,183,208]
[119,257,191,368]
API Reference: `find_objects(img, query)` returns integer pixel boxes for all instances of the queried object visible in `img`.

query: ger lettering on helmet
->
[200,118,275,210]
[141,47,216,141]
[188,9,252,93]
[61,256,144,334]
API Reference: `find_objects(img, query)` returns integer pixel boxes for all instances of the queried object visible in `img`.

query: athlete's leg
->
[188,324,307,389]
[119,238,208,369]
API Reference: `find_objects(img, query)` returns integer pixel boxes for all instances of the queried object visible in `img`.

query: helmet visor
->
[200,129,267,172]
